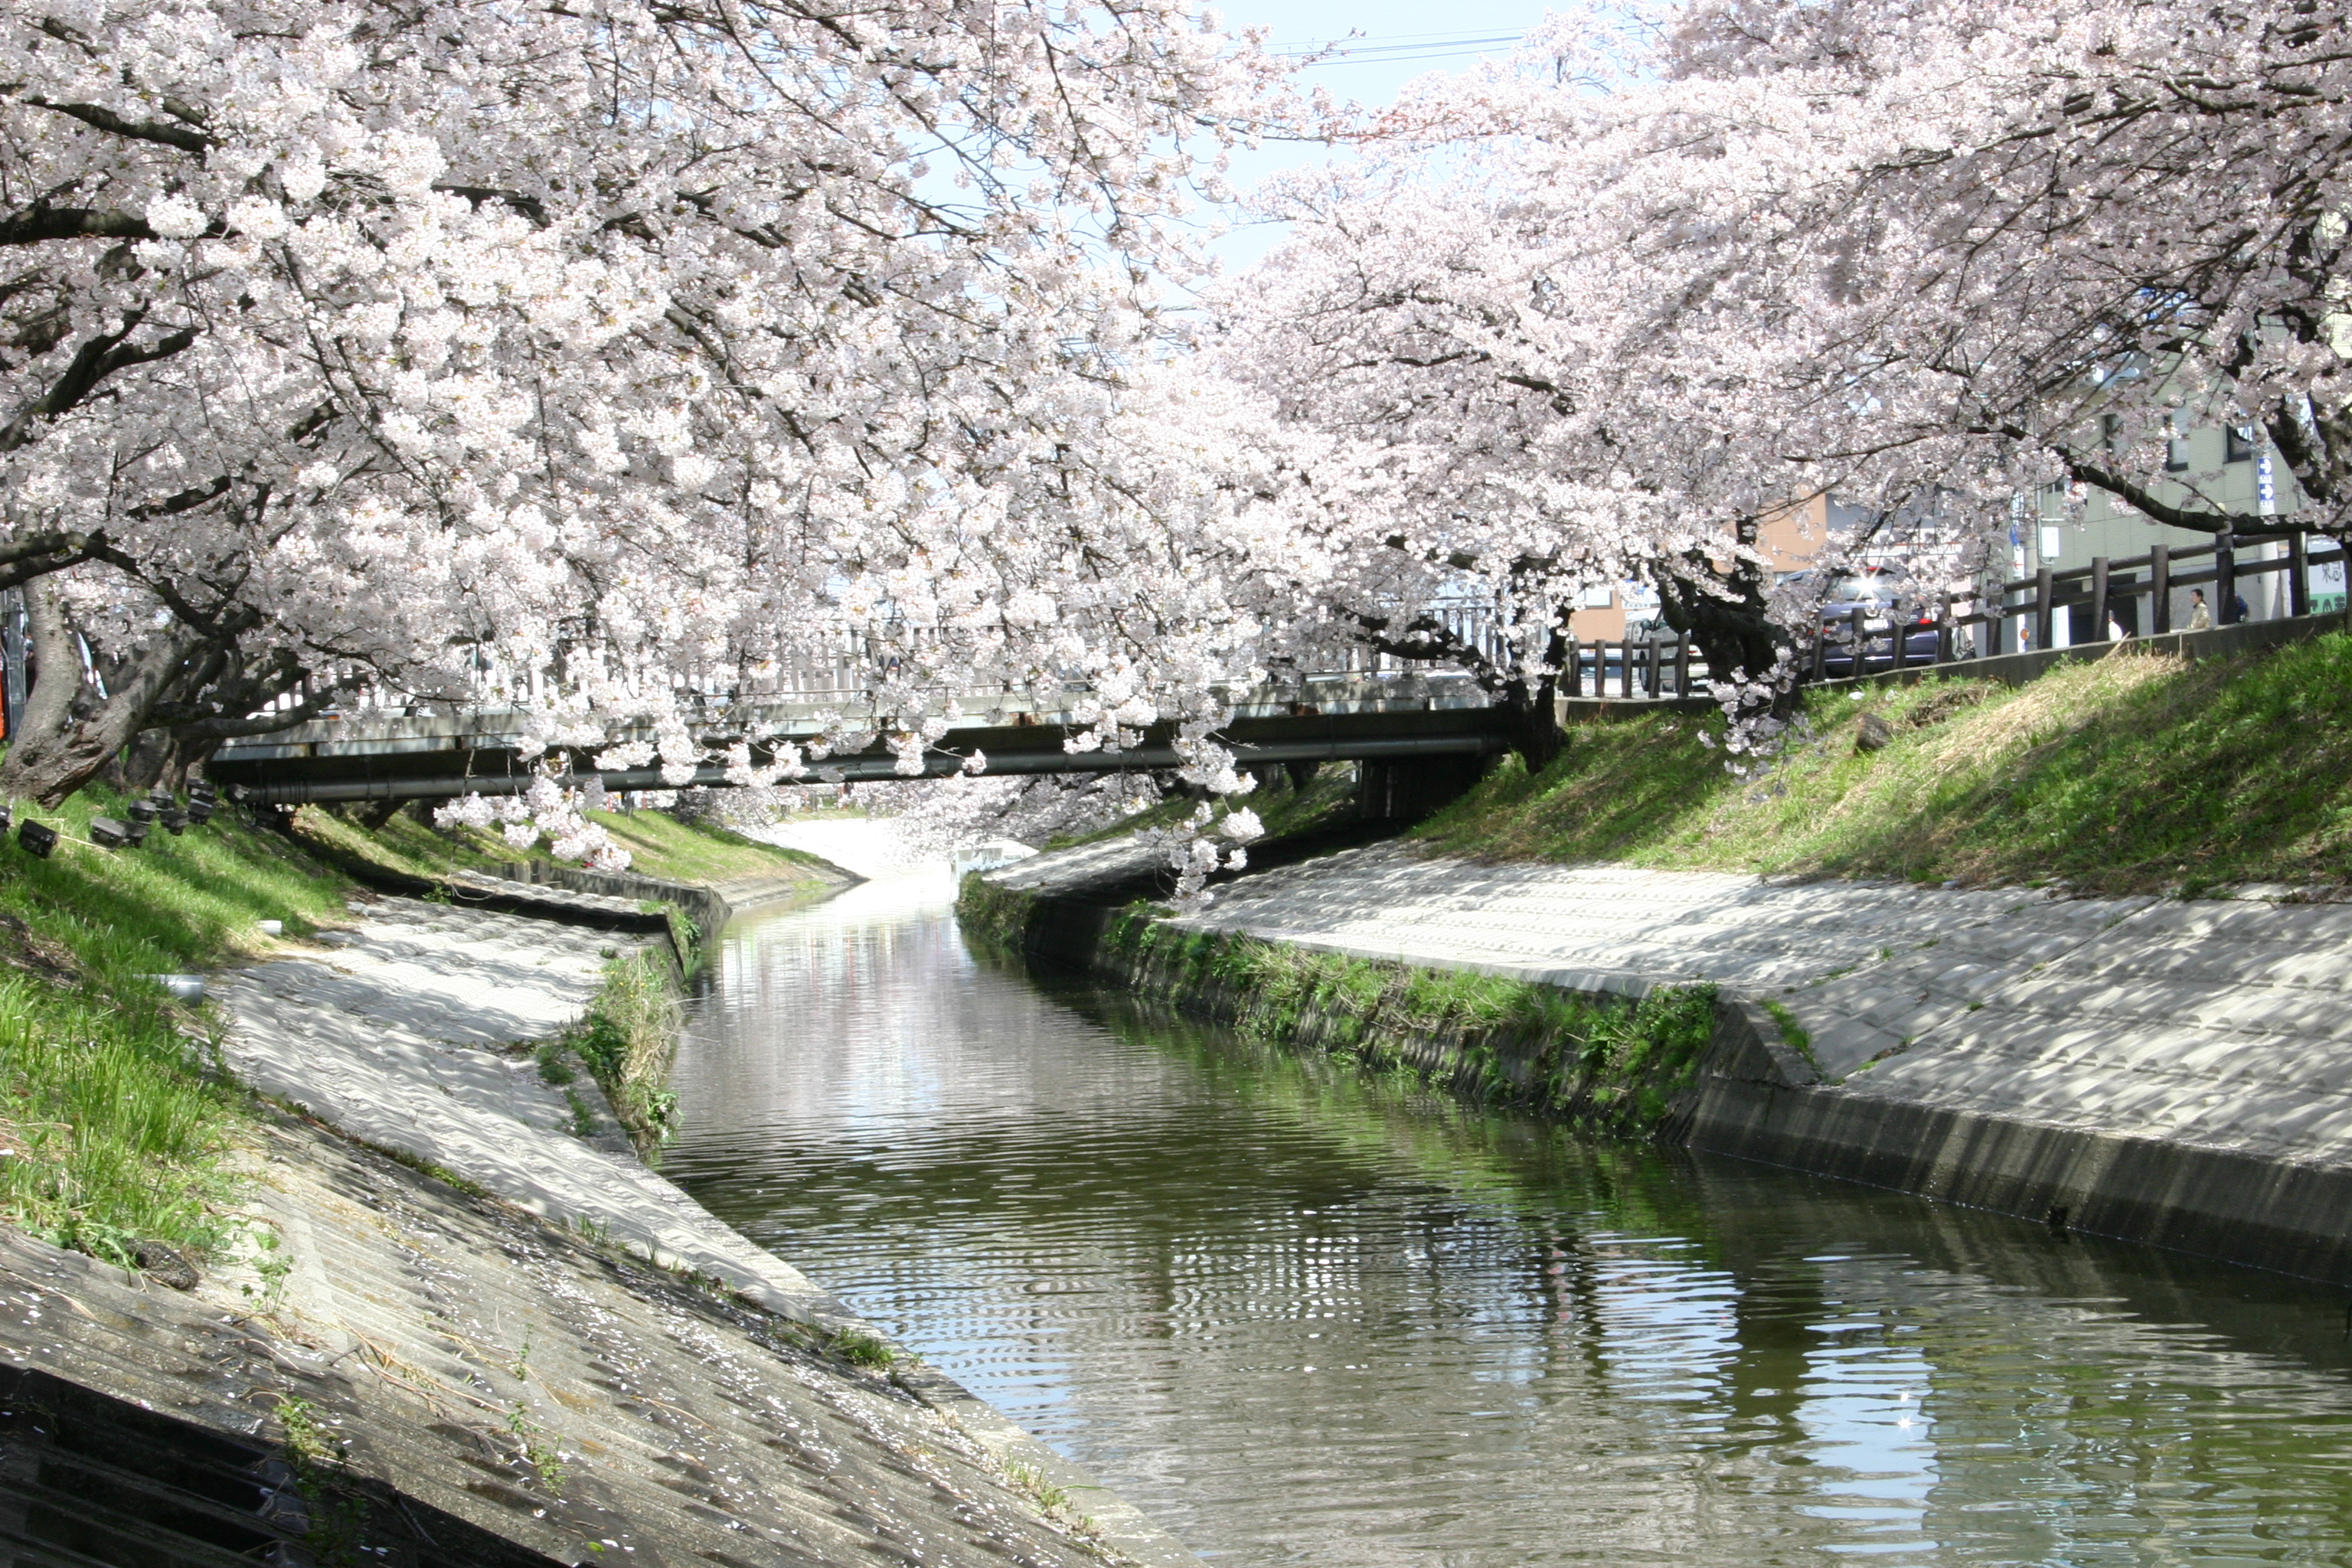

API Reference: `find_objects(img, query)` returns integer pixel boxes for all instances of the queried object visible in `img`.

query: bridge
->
[209,675,1513,822]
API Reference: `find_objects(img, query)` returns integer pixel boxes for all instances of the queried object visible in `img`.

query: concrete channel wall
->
[975,839,2352,1291]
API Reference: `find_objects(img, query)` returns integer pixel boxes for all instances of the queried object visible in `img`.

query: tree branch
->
[0,318,198,452]
[21,96,213,154]
[0,204,155,247]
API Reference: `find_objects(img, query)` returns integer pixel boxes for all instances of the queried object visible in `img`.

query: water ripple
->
[667,873,2352,1566]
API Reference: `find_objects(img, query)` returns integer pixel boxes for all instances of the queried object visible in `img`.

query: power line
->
[1297,47,1521,65]
[1289,31,1524,52]
[1269,30,1527,67]
[1274,28,1530,47]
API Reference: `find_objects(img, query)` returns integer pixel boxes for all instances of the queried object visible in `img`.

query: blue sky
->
[1200,3,1560,270]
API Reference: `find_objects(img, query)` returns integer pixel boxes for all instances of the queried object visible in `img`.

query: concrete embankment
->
[19,874,1191,1566]
[475,855,859,960]
[973,838,2352,1290]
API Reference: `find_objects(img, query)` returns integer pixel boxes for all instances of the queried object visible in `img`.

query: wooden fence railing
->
[1563,531,2350,702]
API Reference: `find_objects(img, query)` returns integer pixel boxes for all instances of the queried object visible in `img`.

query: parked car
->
[1799,573,1942,676]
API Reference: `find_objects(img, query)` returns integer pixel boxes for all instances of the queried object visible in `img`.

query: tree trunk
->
[0,583,200,806]
[1653,529,1795,733]
[351,796,406,830]
[1498,671,1565,772]
[101,727,174,792]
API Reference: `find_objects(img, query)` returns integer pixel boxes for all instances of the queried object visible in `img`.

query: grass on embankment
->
[1417,630,2352,896]
[0,781,710,1266]
[297,802,839,890]
[0,787,352,1266]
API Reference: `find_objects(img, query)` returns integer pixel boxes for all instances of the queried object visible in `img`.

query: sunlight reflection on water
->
[666,874,2352,1566]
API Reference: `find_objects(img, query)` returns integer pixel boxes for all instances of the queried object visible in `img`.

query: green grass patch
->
[1762,1000,1820,1074]
[583,809,838,886]
[0,786,354,1266]
[1415,632,2352,893]
[565,949,682,1161]
[306,801,837,890]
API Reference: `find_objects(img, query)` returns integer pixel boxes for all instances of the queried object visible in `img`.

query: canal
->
[665,871,2352,1565]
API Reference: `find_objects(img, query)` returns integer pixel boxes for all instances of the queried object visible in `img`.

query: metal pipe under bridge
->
[214,706,1513,810]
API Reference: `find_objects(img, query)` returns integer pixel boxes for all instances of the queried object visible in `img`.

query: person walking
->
[2187,589,2212,631]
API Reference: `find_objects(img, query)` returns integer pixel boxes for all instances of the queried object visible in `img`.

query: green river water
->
[665,871,2352,1566]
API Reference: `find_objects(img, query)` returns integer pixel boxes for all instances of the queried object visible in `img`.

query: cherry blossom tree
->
[0,0,1285,807]
[1645,0,2352,543]
[1210,0,2352,758]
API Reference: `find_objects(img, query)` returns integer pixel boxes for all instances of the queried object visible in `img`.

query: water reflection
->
[667,872,2352,1565]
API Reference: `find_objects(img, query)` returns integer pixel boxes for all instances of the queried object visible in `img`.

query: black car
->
[1805,575,1942,676]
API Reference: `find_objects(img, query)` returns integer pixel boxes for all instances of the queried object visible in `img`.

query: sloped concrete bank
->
[482,854,860,962]
[20,888,1191,1566]
[971,837,2352,1291]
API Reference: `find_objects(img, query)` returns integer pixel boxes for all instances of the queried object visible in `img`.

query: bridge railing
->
[1560,532,2350,704]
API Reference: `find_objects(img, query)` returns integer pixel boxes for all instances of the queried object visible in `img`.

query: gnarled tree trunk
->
[1496,668,1566,773]
[0,581,201,806]
[1653,520,1795,737]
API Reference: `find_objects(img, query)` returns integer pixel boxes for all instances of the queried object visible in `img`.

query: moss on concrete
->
[962,877,1717,1136]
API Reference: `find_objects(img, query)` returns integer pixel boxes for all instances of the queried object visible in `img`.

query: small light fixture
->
[124,818,150,848]
[17,820,56,858]
[88,818,131,848]
[128,799,158,825]
[159,805,188,835]
[187,797,215,825]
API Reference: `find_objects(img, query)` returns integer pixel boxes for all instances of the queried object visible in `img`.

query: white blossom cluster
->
[1138,801,1265,906]
[849,772,1163,858]
[434,775,627,871]
[1190,0,2352,755]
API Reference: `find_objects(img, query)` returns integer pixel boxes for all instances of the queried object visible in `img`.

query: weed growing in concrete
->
[335,1128,493,1200]
[831,1328,896,1370]
[564,1089,599,1138]
[1762,1001,1821,1075]
[534,1040,576,1086]
[276,1393,341,1468]
[1003,1460,1073,1515]
[504,1399,567,1494]
[565,950,684,1160]
[241,1226,294,1313]
[274,1393,367,1563]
